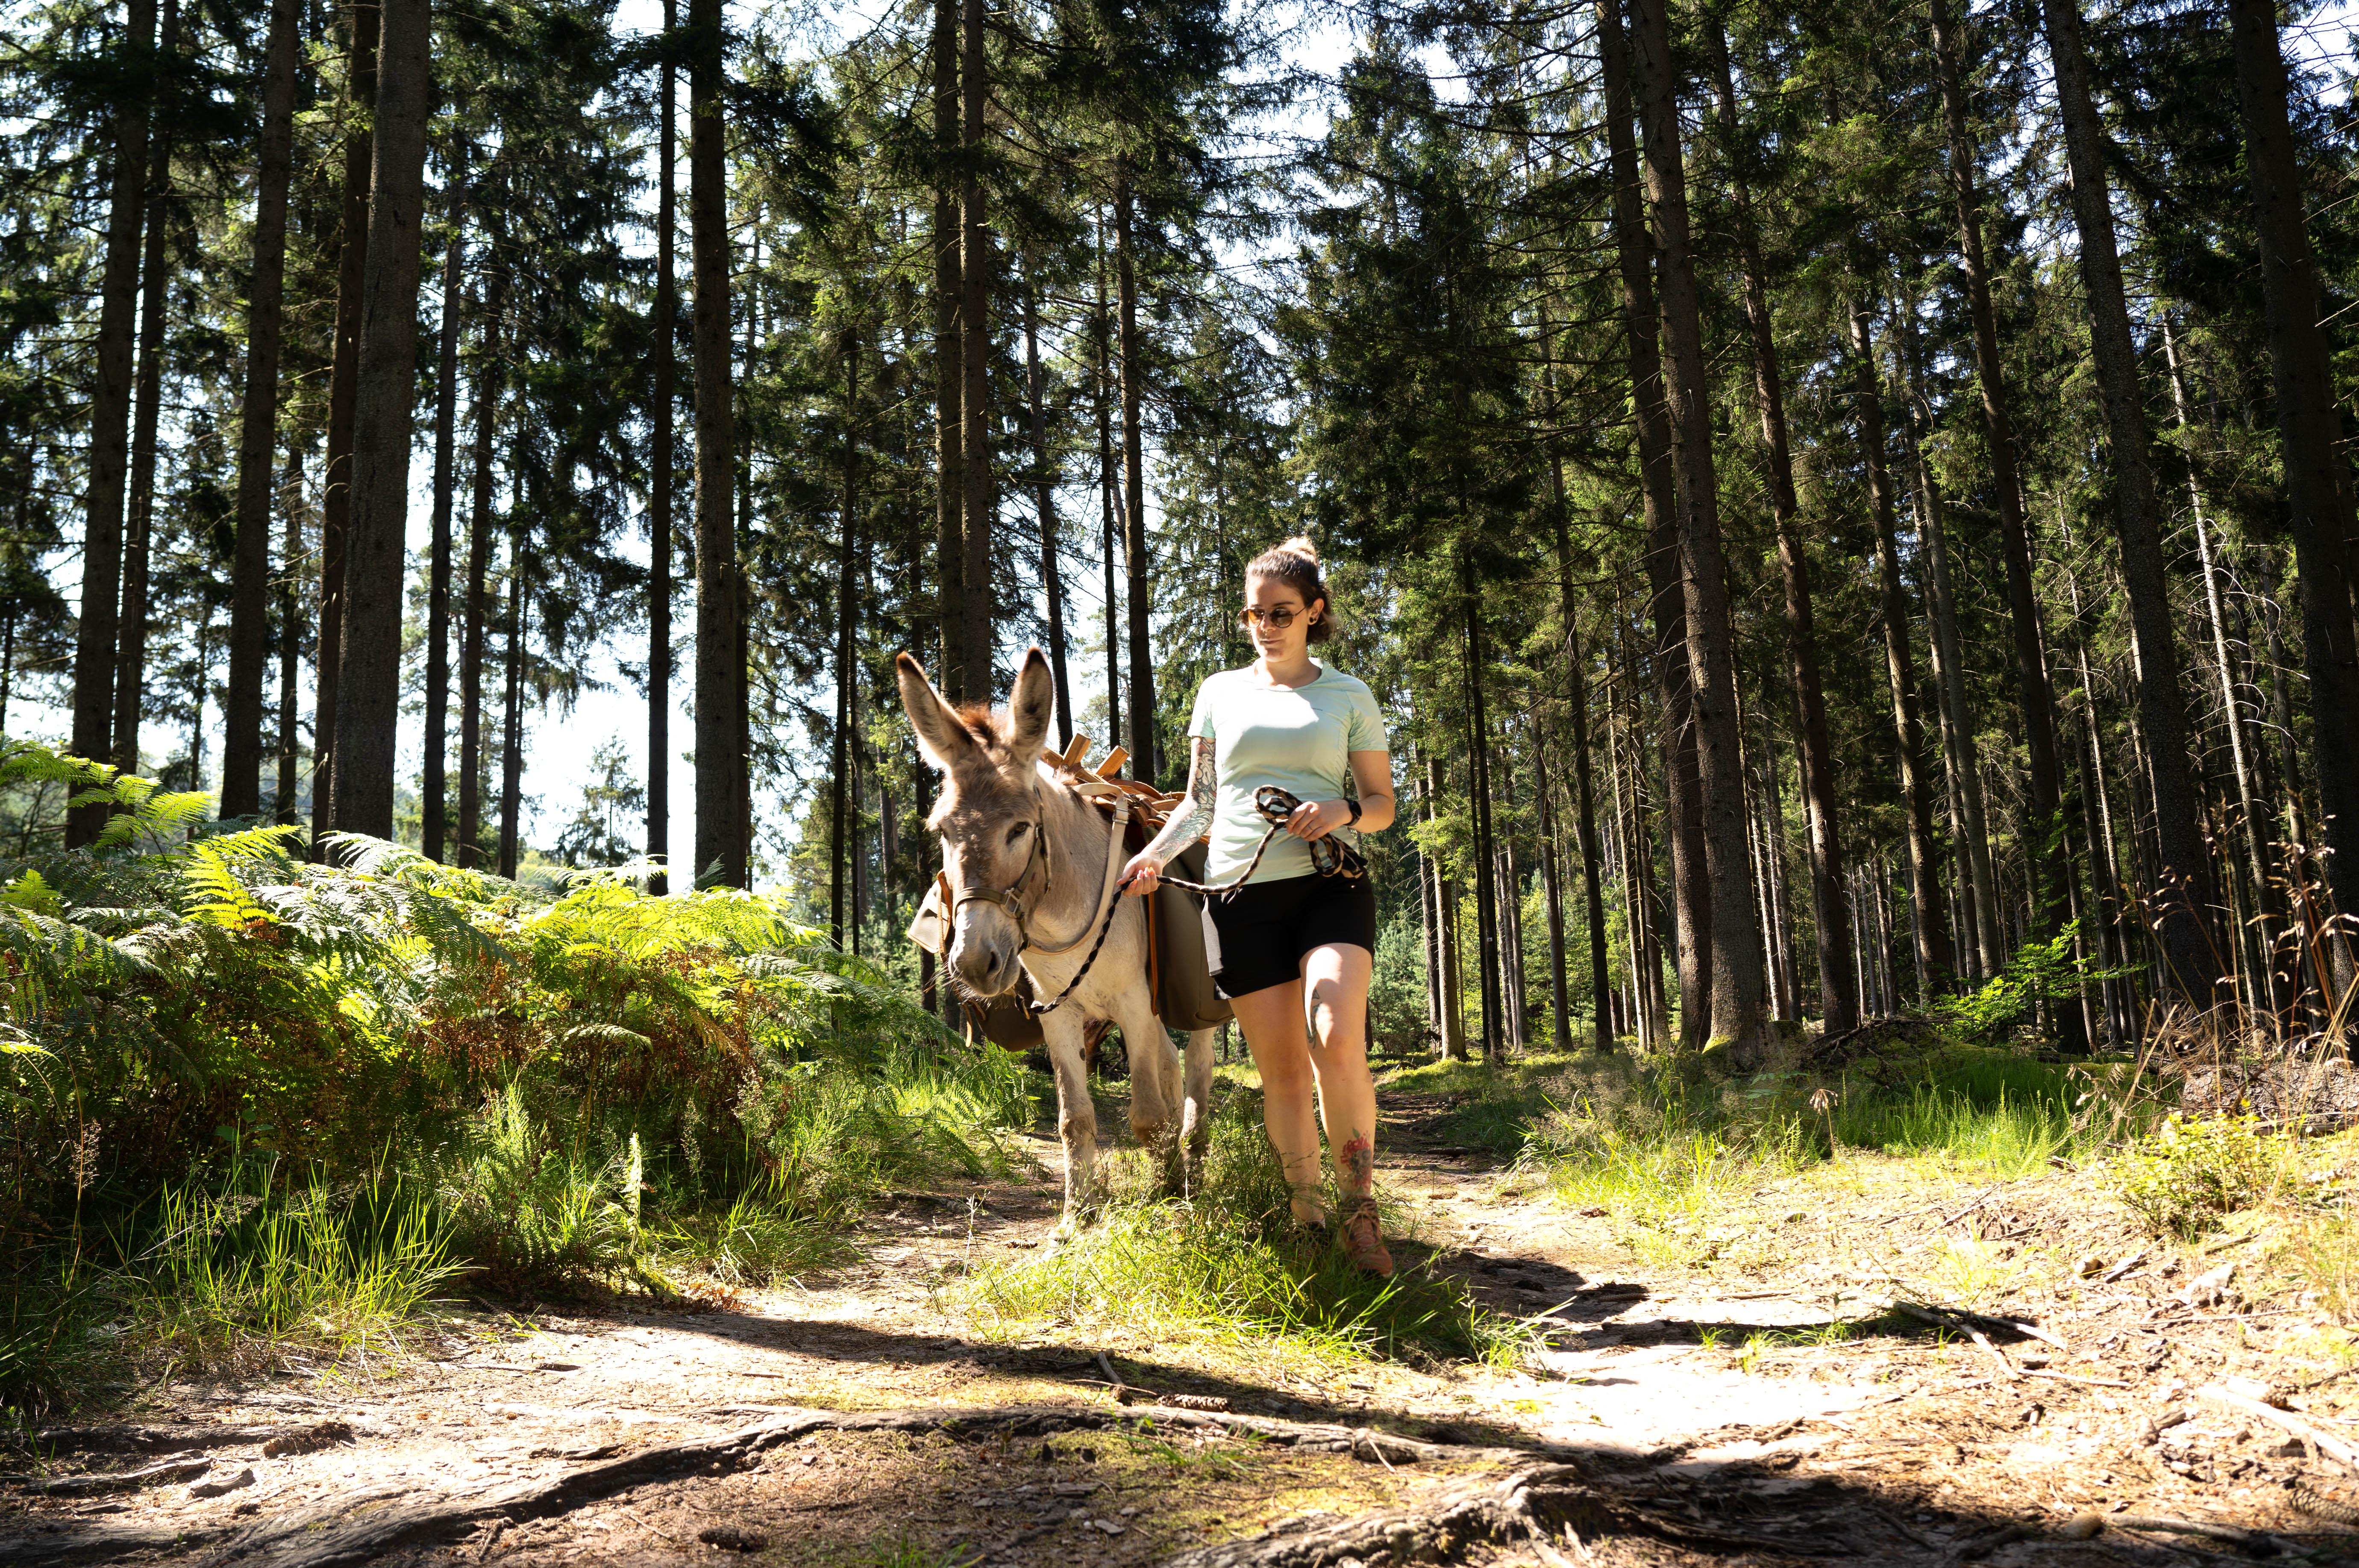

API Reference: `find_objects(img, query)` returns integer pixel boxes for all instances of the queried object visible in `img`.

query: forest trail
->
[6,1087,2358,1568]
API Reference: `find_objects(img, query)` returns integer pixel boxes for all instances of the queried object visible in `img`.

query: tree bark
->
[1115,166,1156,783]
[1703,18,1852,1031]
[958,0,992,700]
[931,0,964,702]
[498,529,523,879]
[1595,0,1708,1051]
[327,0,432,843]
[1537,749,1573,1054]
[831,329,859,950]
[1427,752,1467,1061]
[312,0,376,847]
[2164,315,2278,1010]
[420,133,465,859]
[115,0,176,784]
[222,0,300,819]
[458,265,503,870]
[1022,261,1073,744]
[1927,0,2075,964]
[689,0,740,887]
[647,0,676,892]
[2225,0,2359,960]
[1623,0,1767,1058]
[1096,228,1120,743]
[276,447,303,822]
[1548,498,1615,1052]
[1850,301,1954,995]
[69,0,156,837]
[2039,0,2220,1006]
[1464,588,1503,1061]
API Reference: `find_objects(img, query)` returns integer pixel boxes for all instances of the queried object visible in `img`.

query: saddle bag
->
[1148,840,1232,1031]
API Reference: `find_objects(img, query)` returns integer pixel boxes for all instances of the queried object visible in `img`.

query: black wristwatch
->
[1344,799,1363,828]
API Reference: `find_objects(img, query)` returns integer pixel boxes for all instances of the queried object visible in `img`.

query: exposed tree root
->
[1160,1462,1827,1567]
[0,1401,1569,1568]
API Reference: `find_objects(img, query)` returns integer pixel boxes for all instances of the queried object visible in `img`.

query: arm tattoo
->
[1142,736,1218,862]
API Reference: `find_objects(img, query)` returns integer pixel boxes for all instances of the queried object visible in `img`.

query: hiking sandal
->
[1339,1201,1394,1276]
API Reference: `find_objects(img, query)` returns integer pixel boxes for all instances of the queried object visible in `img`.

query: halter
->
[941,779,1134,1017]
[946,810,1056,950]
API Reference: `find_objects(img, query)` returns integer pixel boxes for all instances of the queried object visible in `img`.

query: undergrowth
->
[963,1089,1530,1368]
[0,743,1029,1416]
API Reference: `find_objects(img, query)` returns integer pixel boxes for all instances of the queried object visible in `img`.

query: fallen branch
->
[2020,1370,2131,1390]
[1891,1302,2019,1381]
[2195,1385,2359,1473]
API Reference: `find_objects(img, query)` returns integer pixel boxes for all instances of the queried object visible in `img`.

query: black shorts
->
[1206,872,1378,1000]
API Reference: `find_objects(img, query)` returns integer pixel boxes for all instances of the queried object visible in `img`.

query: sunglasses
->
[1239,606,1312,629]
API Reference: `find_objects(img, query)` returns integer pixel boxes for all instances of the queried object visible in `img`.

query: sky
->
[14,0,2356,893]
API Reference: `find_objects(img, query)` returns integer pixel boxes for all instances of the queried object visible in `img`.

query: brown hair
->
[1246,534,1334,645]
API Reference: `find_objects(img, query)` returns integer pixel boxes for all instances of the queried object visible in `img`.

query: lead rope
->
[1025,799,1131,1016]
[1154,786,1366,901]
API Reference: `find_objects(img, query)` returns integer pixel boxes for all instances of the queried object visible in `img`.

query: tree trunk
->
[1464,589,1503,1062]
[689,0,739,887]
[1428,752,1467,1061]
[2225,0,2359,959]
[1851,301,1954,996]
[831,329,859,951]
[1096,229,1120,743]
[1595,0,1709,1051]
[498,531,523,879]
[1116,168,1156,783]
[312,0,376,848]
[327,0,432,843]
[1897,297,2004,980]
[115,0,176,784]
[222,0,299,819]
[931,0,964,701]
[1022,260,1073,744]
[276,446,303,822]
[1537,750,1573,1053]
[2164,315,2279,1010]
[2040,0,2220,1007]
[647,0,676,892]
[1703,18,1852,1031]
[458,270,502,869]
[958,0,992,699]
[1927,0,2075,966]
[69,0,157,837]
[1624,0,1767,1059]
[420,133,465,859]
[1548,534,1615,1053]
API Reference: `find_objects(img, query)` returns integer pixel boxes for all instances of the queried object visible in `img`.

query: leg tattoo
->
[1338,1131,1375,1198]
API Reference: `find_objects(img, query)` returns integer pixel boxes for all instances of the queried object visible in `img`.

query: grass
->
[962,1088,1532,1368]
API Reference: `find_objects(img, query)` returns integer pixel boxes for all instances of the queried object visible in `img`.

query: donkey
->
[899,646,1217,1237]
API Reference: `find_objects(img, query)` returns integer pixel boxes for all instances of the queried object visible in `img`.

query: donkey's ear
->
[1006,647,1055,761]
[897,652,973,773]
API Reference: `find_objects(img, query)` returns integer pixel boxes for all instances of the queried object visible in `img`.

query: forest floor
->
[7,1069,2359,1568]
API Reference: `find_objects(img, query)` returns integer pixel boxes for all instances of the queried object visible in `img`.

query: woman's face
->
[1243,573,1322,661]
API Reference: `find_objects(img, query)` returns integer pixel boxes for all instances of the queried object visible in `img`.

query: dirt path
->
[6,1089,2358,1567]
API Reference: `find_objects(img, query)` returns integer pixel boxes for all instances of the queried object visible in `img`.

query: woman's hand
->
[1120,851,1163,896]
[1286,799,1352,842]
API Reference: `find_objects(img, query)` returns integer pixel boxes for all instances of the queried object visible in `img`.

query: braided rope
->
[1156,786,1367,901]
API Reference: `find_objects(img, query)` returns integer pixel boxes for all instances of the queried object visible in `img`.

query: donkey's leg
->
[1042,1014,1099,1241]
[1110,990,1184,1192]
[1180,1027,1219,1192]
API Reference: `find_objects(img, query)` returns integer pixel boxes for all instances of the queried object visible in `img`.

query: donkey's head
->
[897,647,1059,998]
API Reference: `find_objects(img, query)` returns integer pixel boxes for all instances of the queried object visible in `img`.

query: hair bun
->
[1276,534,1320,564]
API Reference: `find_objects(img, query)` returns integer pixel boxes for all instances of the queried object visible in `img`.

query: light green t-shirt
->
[1185,663,1389,883]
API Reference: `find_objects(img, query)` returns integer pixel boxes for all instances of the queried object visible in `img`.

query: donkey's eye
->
[1007,822,1032,844]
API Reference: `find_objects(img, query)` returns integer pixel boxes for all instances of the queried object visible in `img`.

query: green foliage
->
[2111,1115,2289,1240]
[1934,924,2121,1045]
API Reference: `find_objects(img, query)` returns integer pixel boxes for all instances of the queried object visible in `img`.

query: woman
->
[1120,537,1398,1274]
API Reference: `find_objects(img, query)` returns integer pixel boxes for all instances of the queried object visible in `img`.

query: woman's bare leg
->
[1300,942,1378,1201]
[1228,979,1323,1222]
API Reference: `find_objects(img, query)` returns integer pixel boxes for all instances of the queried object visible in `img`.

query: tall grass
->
[965,1091,1528,1367]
